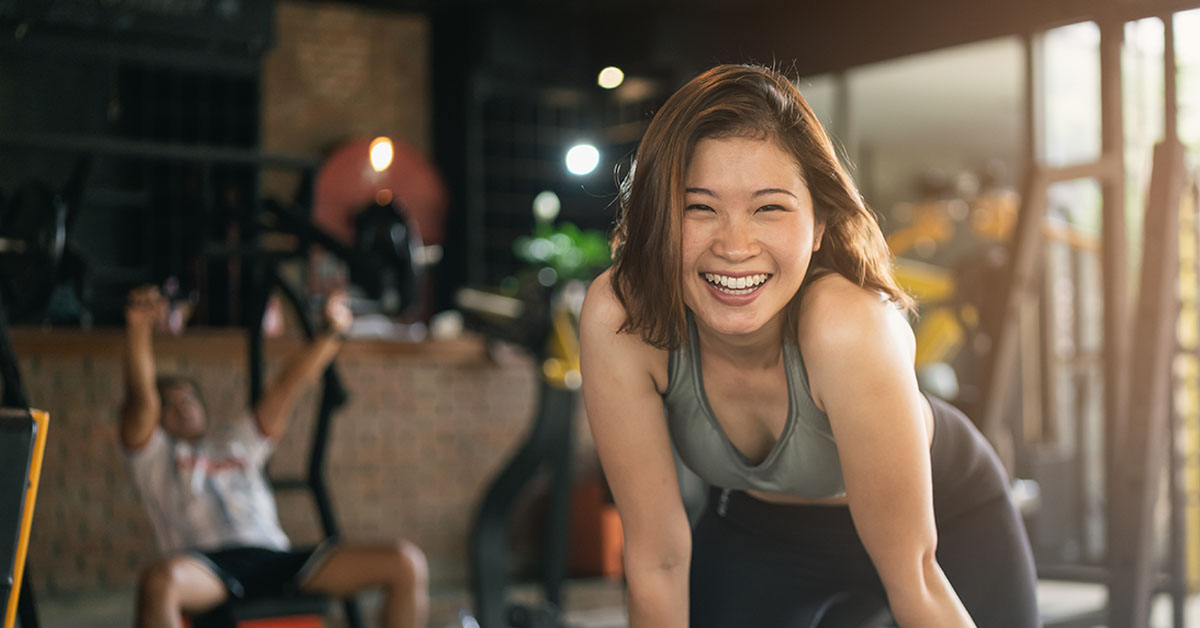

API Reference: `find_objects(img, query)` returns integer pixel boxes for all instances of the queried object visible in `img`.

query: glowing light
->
[597,66,625,89]
[565,144,600,176]
[369,137,394,172]
[533,190,561,222]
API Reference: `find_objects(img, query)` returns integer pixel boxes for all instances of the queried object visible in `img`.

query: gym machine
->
[191,172,427,628]
[0,408,48,628]
[0,154,89,628]
[0,311,49,628]
[455,281,582,628]
[0,132,428,628]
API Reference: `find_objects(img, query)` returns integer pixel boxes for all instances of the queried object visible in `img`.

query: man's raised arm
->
[121,286,165,450]
[253,290,352,439]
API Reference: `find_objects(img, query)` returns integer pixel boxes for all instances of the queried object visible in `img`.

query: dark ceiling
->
[2,0,1197,80]
[338,0,1200,77]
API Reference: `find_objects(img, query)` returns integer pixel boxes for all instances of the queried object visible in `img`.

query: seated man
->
[120,286,428,628]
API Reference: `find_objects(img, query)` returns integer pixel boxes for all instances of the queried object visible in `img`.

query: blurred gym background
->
[2,1,1200,627]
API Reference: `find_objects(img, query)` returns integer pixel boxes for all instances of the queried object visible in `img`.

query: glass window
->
[846,38,1022,212]
[1177,9,1200,165]
[798,74,839,135]
[1124,17,1165,288]
[1041,22,1102,167]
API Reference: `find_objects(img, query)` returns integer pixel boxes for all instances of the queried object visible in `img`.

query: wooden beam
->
[979,167,1047,455]
[1107,138,1187,628]
[1161,15,1187,627]
[1045,155,1121,185]
[1099,20,1131,611]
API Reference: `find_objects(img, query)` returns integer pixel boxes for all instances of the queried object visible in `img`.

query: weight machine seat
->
[189,590,330,628]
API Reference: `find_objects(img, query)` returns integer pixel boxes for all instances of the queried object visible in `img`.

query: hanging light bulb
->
[565,143,600,176]
[369,137,394,172]
[597,66,625,89]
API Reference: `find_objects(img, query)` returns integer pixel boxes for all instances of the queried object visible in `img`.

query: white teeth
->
[702,273,769,295]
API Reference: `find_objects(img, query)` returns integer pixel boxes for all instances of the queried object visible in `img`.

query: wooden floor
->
[27,578,1200,627]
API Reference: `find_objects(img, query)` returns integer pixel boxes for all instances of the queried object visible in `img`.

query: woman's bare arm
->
[801,276,976,628]
[580,270,692,628]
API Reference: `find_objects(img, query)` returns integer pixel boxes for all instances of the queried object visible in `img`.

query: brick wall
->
[260,1,430,200]
[14,330,599,594]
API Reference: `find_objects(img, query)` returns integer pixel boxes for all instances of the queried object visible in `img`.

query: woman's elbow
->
[878,545,935,596]
[884,549,962,624]
[624,529,692,582]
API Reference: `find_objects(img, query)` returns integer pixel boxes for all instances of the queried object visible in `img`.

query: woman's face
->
[681,136,823,340]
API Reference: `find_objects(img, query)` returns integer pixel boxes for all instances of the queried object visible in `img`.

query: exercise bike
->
[454,278,584,628]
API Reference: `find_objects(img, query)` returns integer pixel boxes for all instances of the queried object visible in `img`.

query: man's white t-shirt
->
[125,414,291,554]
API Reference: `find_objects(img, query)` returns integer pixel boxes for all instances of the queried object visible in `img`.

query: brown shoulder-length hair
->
[609,63,913,350]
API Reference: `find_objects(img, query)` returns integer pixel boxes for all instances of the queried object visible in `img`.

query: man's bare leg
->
[301,540,429,628]
[135,556,228,628]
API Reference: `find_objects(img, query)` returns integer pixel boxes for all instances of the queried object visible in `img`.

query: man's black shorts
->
[188,542,334,600]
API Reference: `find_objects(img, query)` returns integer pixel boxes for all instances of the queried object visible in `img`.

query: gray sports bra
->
[663,312,846,497]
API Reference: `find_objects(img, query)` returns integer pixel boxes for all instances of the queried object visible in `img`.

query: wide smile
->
[701,272,772,296]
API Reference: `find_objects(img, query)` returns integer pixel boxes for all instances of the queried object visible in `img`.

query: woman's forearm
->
[626,564,690,628]
[887,560,976,628]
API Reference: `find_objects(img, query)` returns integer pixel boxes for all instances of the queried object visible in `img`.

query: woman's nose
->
[713,219,759,261]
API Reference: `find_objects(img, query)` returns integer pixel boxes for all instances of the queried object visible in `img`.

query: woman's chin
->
[692,307,775,338]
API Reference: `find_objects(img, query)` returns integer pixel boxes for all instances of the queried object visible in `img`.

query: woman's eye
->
[686,204,714,212]
[756,204,786,213]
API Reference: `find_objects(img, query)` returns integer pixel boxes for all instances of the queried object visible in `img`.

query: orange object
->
[569,480,624,579]
[3,409,48,628]
[313,137,448,247]
[598,506,624,579]
[182,613,324,628]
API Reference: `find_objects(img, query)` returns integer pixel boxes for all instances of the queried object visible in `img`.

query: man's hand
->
[126,285,166,332]
[323,290,353,337]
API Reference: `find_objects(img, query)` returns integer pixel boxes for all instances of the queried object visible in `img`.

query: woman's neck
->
[693,314,786,371]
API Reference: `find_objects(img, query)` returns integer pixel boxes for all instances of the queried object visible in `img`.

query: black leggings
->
[688,395,1041,628]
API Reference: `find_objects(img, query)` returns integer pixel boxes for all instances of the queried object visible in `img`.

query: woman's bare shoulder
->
[581,268,627,331]
[797,273,914,358]
[581,268,670,393]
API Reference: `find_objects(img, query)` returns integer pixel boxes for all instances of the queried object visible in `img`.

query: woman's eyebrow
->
[685,187,798,199]
[753,188,797,199]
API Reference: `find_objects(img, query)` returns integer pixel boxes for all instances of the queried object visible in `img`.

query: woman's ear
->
[813,219,827,252]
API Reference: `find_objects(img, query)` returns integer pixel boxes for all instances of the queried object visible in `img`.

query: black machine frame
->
[0,301,41,628]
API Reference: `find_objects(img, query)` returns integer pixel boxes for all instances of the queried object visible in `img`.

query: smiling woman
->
[579,64,1040,628]
[680,136,824,339]
[607,64,911,354]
